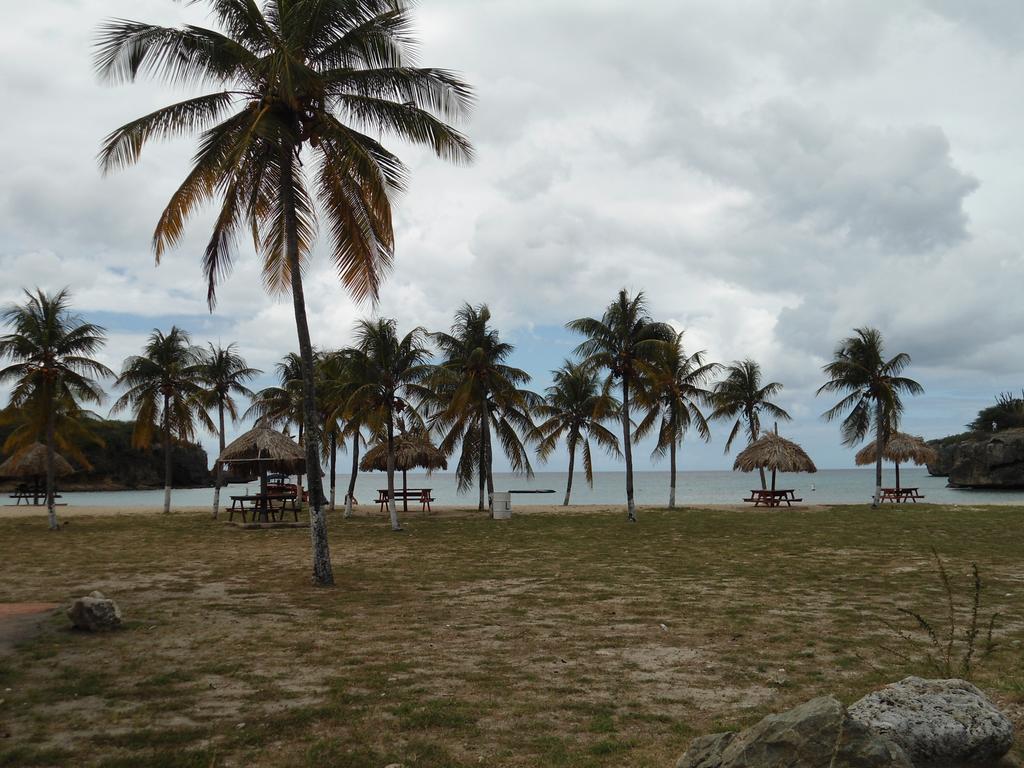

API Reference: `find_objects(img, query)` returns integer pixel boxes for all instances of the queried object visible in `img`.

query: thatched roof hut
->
[0,443,74,479]
[360,431,447,513]
[854,432,937,491]
[360,433,448,473]
[733,432,817,475]
[854,432,937,467]
[217,427,306,475]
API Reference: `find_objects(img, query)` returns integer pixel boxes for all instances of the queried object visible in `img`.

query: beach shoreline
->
[1,501,855,519]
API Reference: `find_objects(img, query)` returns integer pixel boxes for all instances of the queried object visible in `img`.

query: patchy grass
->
[0,505,1022,767]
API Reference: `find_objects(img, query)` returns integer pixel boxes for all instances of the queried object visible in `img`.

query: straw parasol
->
[855,432,937,492]
[0,443,75,479]
[360,431,447,513]
[733,432,817,491]
[0,443,75,504]
[217,427,306,521]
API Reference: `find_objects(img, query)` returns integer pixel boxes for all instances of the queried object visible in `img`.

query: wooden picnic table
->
[879,487,925,503]
[376,488,435,514]
[742,489,802,508]
[228,492,300,523]
[9,491,62,506]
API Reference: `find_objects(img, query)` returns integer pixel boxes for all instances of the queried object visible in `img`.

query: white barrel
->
[492,491,512,519]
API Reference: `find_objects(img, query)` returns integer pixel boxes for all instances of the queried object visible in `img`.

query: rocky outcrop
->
[0,419,213,490]
[67,591,122,632]
[676,684,1017,768]
[928,441,958,477]
[675,695,912,768]
[927,429,1024,489]
[848,677,1014,767]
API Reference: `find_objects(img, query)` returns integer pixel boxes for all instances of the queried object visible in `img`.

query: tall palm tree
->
[245,353,305,432]
[320,349,366,518]
[818,327,924,508]
[316,351,355,514]
[428,304,537,513]
[568,290,673,522]
[634,332,718,509]
[96,0,474,585]
[0,289,112,529]
[112,327,211,514]
[534,361,621,506]
[199,343,259,519]
[341,421,365,518]
[710,359,790,490]
[345,319,431,531]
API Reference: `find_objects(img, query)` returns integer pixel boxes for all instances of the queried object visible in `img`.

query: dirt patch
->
[0,602,61,655]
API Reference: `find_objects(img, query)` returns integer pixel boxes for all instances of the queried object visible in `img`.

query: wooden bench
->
[9,492,62,506]
[376,488,435,514]
[880,487,925,503]
[742,489,802,507]
[228,493,299,522]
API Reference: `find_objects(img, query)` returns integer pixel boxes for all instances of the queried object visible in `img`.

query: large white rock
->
[848,677,1014,767]
[676,695,912,768]
[67,591,123,632]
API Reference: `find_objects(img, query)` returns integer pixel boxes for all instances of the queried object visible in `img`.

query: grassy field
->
[0,505,1022,768]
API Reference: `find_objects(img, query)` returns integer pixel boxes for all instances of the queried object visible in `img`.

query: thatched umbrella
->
[855,432,937,492]
[0,443,75,504]
[360,431,447,513]
[733,432,817,492]
[217,427,306,521]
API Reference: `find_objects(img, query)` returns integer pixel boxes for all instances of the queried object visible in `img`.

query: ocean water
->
[44,468,1024,508]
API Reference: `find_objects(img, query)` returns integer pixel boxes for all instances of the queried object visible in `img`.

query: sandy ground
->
[0,501,832,519]
[0,603,60,655]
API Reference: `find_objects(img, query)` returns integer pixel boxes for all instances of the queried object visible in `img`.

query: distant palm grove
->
[0,287,925,531]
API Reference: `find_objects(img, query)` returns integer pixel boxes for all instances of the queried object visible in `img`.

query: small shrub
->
[879,548,999,678]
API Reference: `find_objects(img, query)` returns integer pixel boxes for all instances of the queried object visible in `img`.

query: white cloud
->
[1,0,1023,470]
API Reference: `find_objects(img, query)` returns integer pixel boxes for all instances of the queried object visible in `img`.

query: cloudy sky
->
[2,0,1022,472]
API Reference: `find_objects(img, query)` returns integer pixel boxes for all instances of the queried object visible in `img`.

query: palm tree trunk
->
[669,438,677,509]
[162,393,172,514]
[45,392,59,531]
[482,405,495,516]
[296,422,305,509]
[872,400,884,509]
[622,377,637,522]
[478,410,487,513]
[329,431,337,513]
[386,408,401,531]
[749,413,767,490]
[281,144,333,586]
[212,400,225,519]
[563,435,576,506]
[344,430,359,518]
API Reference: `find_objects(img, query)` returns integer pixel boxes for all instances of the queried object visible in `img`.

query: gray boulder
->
[848,677,1014,767]
[927,429,1024,488]
[67,591,122,632]
[676,695,912,768]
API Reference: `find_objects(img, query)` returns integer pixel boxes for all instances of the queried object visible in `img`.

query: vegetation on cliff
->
[967,391,1024,432]
[0,418,211,490]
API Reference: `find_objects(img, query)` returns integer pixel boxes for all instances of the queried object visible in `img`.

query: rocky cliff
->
[0,419,212,490]
[927,428,1024,489]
